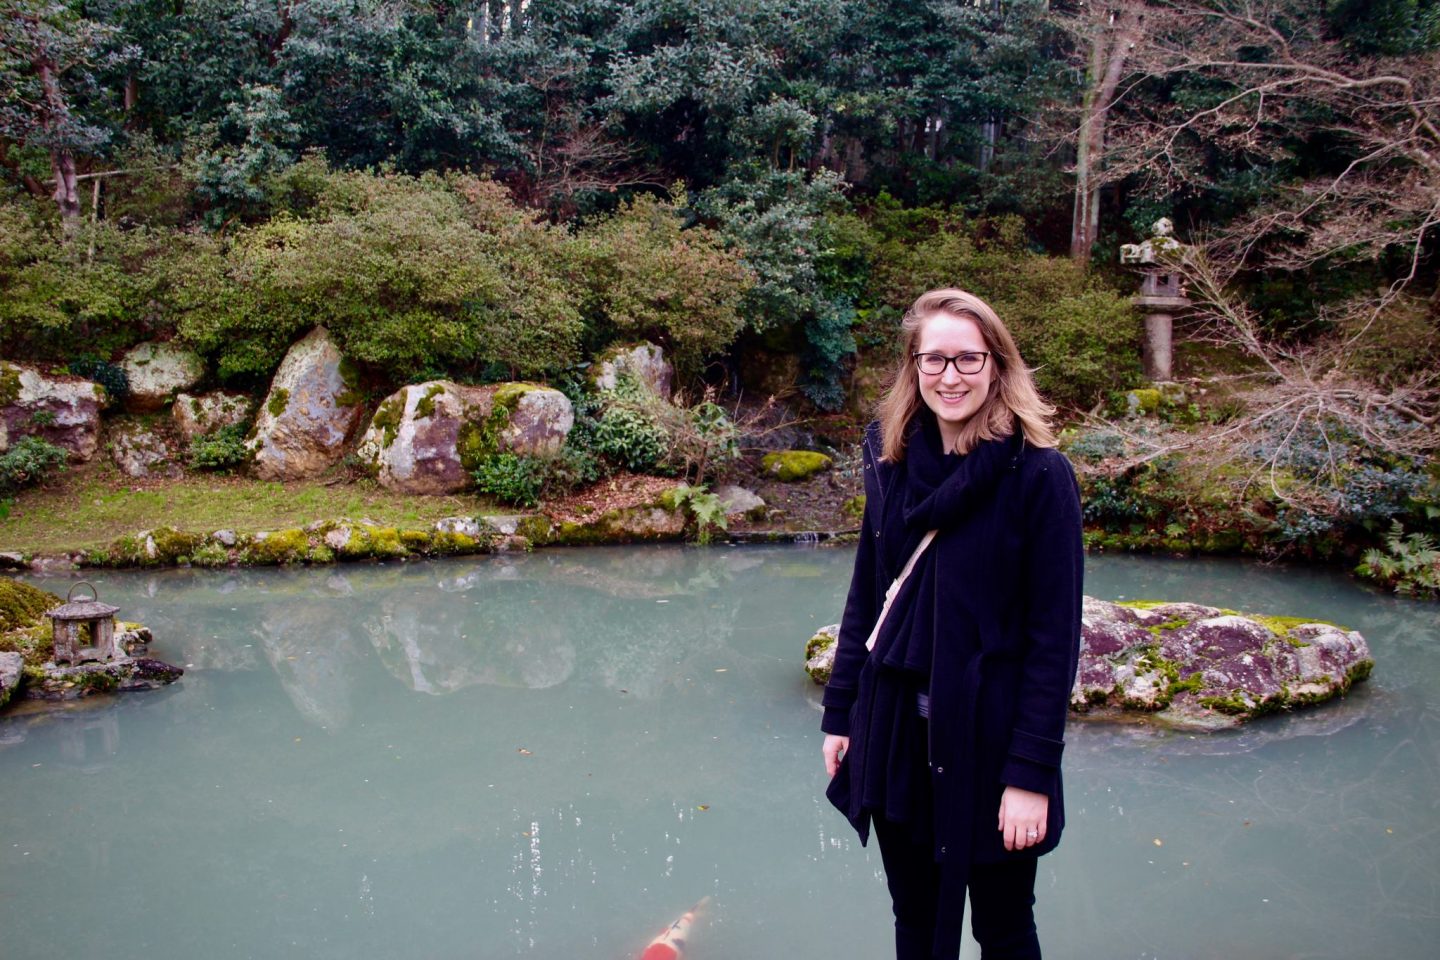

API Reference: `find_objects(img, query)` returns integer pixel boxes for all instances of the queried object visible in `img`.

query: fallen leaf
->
[697,804,710,812]
[517,748,533,756]
[1152,838,1163,847]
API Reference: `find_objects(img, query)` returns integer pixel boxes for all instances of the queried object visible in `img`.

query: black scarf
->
[874,411,1020,673]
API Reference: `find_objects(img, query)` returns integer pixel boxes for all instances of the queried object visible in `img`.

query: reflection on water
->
[1,548,1437,959]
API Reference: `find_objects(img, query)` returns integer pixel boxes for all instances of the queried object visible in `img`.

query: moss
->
[0,621,55,670]
[513,515,552,545]
[306,545,336,564]
[414,384,446,419]
[762,450,833,482]
[243,528,311,565]
[267,388,291,418]
[842,495,867,521]
[804,629,836,661]
[366,526,408,558]
[190,542,230,568]
[1197,691,1253,715]
[1250,614,1344,640]
[0,362,23,407]
[430,531,481,555]
[1125,388,1162,416]
[76,669,121,694]
[492,382,537,413]
[371,396,405,449]
[1345,660,1374,685]
[458,404,511,473]
[0,578,61,632]
[1166,673,1205,696]
[150,526,203,563]
[336,357,364,406]
[400,529,432,550]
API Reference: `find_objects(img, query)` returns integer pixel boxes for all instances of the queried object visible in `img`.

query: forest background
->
[1,0,1437,593]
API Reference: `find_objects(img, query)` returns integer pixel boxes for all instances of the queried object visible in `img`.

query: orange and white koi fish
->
[638,896,710,960]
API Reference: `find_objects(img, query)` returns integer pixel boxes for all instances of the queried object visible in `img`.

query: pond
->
[1,546,1437,959]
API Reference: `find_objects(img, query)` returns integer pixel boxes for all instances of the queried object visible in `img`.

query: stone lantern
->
[45,581,121,665]
[1120,217,1191,382]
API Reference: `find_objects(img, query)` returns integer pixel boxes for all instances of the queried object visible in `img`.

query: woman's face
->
[914,311,995,446]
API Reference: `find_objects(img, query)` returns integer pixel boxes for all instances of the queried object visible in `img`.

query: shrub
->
[576,189,753,376]
[472,453,547,508]
[188,423,251,471]
[0,436,68,496]
[174,166,585,383]
[66,358,130,405]
[593,404,669,473]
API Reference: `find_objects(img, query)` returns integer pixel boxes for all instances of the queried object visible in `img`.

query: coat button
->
[935,766,944,774]
[940,846,947,855]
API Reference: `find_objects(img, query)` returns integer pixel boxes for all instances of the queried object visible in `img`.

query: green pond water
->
[1,546,1437,959]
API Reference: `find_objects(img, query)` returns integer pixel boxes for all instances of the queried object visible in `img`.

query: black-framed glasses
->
[913,351,990,376]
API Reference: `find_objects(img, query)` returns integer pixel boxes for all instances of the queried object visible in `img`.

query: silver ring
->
[1026,829,1038,837]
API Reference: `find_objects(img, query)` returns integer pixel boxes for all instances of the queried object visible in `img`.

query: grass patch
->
[0,460,501,554]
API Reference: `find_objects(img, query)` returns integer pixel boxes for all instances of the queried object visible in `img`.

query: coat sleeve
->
[820,436,882,737]
[999,451,1083,795]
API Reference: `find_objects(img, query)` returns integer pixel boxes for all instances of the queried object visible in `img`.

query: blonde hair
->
[876,288,1057,461]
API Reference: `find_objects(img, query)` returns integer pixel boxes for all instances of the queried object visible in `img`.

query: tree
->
[1053,1,1149,266]
[0,1,131,225]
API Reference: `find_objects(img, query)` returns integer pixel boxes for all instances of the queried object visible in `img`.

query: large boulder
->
[173,391,253,442]
[356,381,572,494]
[591,342,674,399]
[247,327,366,481]
[119,341,205,412]
[0,361,105,461]
[108,419,181,479]
[1073,599,1373,726]
[803,597,1374,729]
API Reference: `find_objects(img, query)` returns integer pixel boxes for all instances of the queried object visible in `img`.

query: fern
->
[1356,521,1440,597]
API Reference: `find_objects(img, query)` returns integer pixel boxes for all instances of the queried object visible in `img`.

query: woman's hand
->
[998,785,1049,851]
[823,734,849,777]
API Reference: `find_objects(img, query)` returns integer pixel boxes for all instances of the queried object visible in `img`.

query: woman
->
[821,288,1083,959]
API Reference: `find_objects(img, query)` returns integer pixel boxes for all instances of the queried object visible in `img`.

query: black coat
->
[822,420,1083,867]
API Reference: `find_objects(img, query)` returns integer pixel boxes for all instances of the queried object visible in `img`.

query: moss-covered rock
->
[762,450,833,482]
[0,577,60,632]
[804,624,839,684]
[802,596,1375,731]
[243,528,311,565]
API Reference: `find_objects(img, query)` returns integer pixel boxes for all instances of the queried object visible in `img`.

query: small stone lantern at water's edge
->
[45,582,121,665]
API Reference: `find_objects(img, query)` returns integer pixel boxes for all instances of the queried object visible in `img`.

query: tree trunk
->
[33,56,81,226]
[50,149,81,225]
[1070,7,1142,267]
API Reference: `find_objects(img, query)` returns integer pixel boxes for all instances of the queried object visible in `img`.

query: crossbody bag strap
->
[864,528,938,652]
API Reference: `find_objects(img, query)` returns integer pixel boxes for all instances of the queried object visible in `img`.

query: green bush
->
[0,436,68,496]
[472,453,548,508]
[188,423,251,472]
[174,169,585,383]
[593,404,669,473]
[0,203,179,362]
[575,189,753,376]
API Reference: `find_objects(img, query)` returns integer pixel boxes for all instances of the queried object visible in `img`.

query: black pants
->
[873,816,1041,960]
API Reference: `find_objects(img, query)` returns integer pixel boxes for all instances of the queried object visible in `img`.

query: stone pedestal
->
[1144,312,1174,381]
